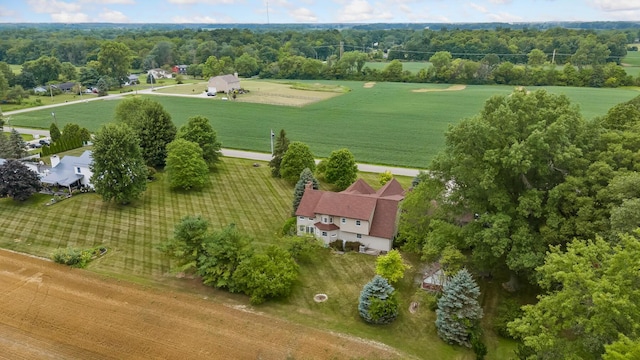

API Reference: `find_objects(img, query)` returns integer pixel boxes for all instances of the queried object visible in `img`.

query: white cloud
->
[489,0,512,4]
[468,2,488,13]
[81,0,135,4]
[289,7,317,22]
[0,6,17,18]
[171,15,234,22]
[336,0,394,22]
[51,12,90,22]
[167,0,238,4]
[602,9,640,20]
[590,0,640,12]
[27,0,82,14]
[99,9,129,22]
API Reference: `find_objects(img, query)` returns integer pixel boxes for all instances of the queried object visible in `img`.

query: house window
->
[322,231,327,236]
[299,216,304,220]
[329,217,333,223]
[309,216,315,221]
[323,217,328,223]
[357,234,362,239]
[76,167,81,174]
[299,225,305,232]
[341,218,346,224]
[356,220,361,226]
[306,226,314,234]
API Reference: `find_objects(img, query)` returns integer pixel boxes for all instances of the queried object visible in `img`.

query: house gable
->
[295,178,405,252]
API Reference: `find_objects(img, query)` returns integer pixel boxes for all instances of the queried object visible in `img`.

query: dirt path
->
[0,249,399,360]
[411,85,466,92]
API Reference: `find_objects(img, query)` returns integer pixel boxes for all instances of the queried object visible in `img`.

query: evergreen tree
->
[358,275,399,325]
[50,123,61,142]
[269,129,290,178]
[292,167,319,216]
[7,129,27,159]
[0,159,42,201]
[436,268,483,347]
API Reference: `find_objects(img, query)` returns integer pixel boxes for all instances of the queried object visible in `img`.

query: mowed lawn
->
[10,81,640,168]
[0,155,500,359]
[622,51,640,78]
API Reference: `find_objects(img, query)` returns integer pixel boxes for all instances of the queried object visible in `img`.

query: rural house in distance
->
[295,178,405,252]
[207,73,240,94]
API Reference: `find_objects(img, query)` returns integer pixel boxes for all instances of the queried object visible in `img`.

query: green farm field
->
[0,155,511,359]
[9,81,640,168]
[622,51,640,78]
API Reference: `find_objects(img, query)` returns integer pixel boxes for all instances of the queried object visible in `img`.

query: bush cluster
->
[51,247,93,268]
[344,241,362,252]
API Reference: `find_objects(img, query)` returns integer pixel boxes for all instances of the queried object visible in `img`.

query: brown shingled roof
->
[343,178,376,195]
[314,222,340,231]
[295,188,323,217]
[295,178,405,240]
[369,198,400,239]
[314,191,377,220]
[376,178,404,198]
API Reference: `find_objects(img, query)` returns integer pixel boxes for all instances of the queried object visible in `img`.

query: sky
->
[0,0,639,24]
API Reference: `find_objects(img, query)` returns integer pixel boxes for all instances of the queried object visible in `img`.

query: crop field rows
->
[9,81,640,168]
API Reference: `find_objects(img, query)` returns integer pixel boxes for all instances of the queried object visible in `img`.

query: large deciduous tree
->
[269,129,290,178]
[0,159,42,201]
[508,234,640,359]
[97,41,132,84]
[324,148,358,191]
[436,268,483,347]
[428,89,589,281]
[115,98,176,167]
[90,123,148,204]
[177,116,222,167]
[165,139,209,191]
[232,245,299,305]
[21,56,62,85]
[280,141,315,184]
[159,215,211,273]
[198,223,252,290]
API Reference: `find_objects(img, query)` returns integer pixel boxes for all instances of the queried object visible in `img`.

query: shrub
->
[413,289,440,311]
[281,217,297,236]
[329,240,343,251]
[358,275,399,324]
[51,247,92,268]
[287,236,323,263]
[344,241,362,252]
[493,298,524,339]
[146,166,157,180]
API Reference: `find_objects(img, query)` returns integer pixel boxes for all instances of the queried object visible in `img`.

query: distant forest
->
[0,22,639,97]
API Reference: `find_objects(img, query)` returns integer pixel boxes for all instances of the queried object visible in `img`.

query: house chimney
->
[234,72,238,78]
[305,181,313,190]
[50,155,60,167]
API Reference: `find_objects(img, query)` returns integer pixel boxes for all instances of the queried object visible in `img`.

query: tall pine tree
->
[436,268,483,347]
[269,129,289,178]
[292,168,318,216]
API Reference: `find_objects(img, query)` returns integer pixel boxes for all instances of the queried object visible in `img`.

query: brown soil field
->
[411,85,466,92]
[0,249,399,360]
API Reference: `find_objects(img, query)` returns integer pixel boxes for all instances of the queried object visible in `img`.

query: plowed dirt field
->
[0,250,399,360]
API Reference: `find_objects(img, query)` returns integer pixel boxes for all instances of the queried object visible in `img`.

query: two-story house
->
[295,178,405,252]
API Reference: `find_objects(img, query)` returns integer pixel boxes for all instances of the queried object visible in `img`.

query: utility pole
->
[339,41,344,59]
[551,49,556,65]
[270,129,275,154]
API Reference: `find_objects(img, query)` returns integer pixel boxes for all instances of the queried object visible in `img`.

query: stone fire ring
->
[313,293,328,303]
